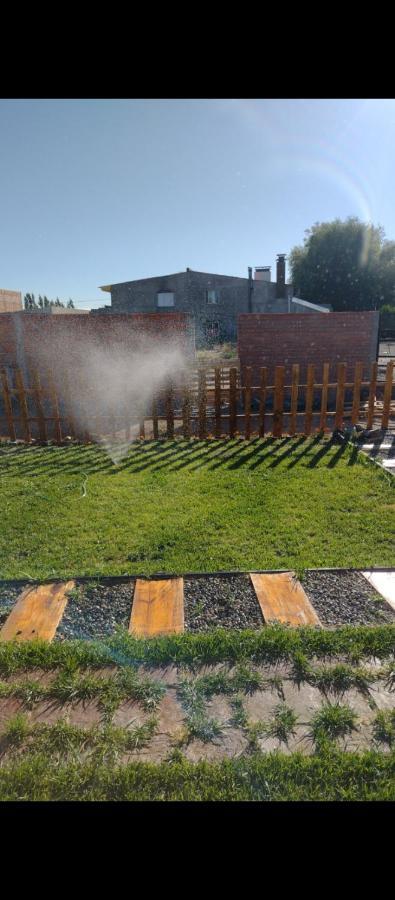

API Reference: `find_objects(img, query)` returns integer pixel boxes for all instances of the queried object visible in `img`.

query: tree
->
[23,293,76,310]
[289,217,395,312]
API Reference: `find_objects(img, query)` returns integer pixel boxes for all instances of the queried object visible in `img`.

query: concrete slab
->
[362,571,395,611]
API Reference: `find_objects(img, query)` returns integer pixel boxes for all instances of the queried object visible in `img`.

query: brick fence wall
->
[0,311,195,375]
[238,311,379,386]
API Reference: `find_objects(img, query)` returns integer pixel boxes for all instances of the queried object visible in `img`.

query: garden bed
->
[184,575,264,631]
[302,570,395,627]
[55,581,135,641]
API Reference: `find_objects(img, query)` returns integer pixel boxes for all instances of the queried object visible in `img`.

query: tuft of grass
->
[266,703,298,745]
[290,651,314,688]
[186,712,223,744]
[372,710,395,748]
[229,695,249,729]
[231,663,264,695]
[1,713,30,749]
[314,663,375,699]
[310,703,358,747]
[245,722,266,754]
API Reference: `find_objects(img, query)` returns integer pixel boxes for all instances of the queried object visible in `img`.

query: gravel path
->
[303,571,395,626]
[184,575,264,631]
[0,584,27,626]
[55,581,134,641]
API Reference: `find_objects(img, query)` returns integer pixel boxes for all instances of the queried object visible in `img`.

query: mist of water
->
[31,329,189,462]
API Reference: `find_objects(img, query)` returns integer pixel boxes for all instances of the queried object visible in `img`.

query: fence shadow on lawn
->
[0,434,354,478]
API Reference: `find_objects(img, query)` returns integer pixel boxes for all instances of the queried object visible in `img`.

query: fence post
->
[259,367,267,438]
[198,369,207,439]
[214,367,221,438]
[320,363,329,432]
[244,367,252,440]
[367,361,378,431]
[335,363,346,430]
[229,367,237,438]
[32,369,47,443]
[351,362,363,427]
[304,364,315,436]
[289,364,299,437]
[166,382,174,439]
[0,367,16,441]
[182,383,191,439]
[47,369,62,444]
[381,360,394,431]
[152,397,159,440]
[15,367,31,442]
[63,372,76,440]
[273,366,285,438]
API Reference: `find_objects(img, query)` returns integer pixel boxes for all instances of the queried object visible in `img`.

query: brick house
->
[99,256,298,347]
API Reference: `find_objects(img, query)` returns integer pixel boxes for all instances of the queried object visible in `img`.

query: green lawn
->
[0,437,393,580]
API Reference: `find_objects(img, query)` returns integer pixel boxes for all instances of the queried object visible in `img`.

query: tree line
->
[24,294,75,310]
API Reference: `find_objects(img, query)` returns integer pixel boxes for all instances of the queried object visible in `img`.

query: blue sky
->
[1,98,395,308]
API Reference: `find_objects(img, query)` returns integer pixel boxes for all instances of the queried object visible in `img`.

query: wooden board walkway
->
[0,581,74,642]
[129,578,184,637]
[250,572,321,627]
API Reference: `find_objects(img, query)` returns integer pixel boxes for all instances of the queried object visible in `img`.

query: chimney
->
[276,254,286,298]
[254,267,271,282]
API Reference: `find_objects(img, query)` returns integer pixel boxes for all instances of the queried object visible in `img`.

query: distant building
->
[0,289,22,313]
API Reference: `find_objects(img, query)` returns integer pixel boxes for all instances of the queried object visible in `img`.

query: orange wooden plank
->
[0,581,74,642]
[250,572,321,627]
[129,578,184,636]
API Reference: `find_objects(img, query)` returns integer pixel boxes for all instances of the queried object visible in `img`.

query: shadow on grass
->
[0,434,358,478]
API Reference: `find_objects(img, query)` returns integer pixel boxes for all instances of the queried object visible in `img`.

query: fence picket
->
[273,366,284,437]
[244,366,252,440]
[381,360,394,430]
[335,363,346,430]
[15,368,31,442]
[214,367,221,438]
[47,369,62,443]
[229,367,237,438]
[32,369,47,442]
[350,362,363,427]
[0,367,16,441]
[152,398,159,440]
[289,364,299,436]
[320,363,329,432]
[367,362,378,430]
[304,364,315,436]
[166,383,174,438]
[259,367,267,438]
[198,369,207,439]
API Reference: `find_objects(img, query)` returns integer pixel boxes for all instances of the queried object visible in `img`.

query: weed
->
[245,722,266,753]
[266,703,298,745]
[229,695,248,728]
[372,710,395,748]
[187,712,223,744]
[231,663,264,695]
[314,664,374,699]
[310,703,358,747]
[1,713,30,749]
[290,651,314,688]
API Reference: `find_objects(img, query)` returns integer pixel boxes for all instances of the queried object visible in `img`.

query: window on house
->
[206,289,219,304]
[157,292,175,307]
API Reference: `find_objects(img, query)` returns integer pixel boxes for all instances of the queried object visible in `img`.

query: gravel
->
[0,584,28,626]
[184,575,264,632]
[55,581,134,641]
[302,570,395,627]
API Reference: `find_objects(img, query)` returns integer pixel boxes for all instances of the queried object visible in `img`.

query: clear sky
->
[1,98,395,308]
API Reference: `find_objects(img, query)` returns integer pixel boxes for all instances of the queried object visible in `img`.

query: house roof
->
[99,269,288,292]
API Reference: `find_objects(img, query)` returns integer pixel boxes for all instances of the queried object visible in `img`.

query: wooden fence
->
[0,361,394,443]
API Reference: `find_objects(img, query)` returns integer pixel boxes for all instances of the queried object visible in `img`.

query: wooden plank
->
[214,367,221,438]
[244,366,252,440]
[289,364,299,436]
[152,397,159,440]
[129,578,184,637]
[334,362,346,430]
[259,367,267,438]
[182,384,191,439]
[198,369,207,439]
[381,360,394,430]
[229,367,237,438]
[367,361,378,430]
[0,367,16,441]
[250,572,321,627]
[0,581,74,642]
[15,367,31,442]
[47,369,62,443]
[351,362,363,426]
[166,384,174,439]
[320,363,330,432]
[304,364,315,436]
[272,366,285,437]
[31,369,47,442]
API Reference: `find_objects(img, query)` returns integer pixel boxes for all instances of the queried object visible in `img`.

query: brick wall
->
[0,311,195,374]
[0,289,22,313]
[238,311,379,386]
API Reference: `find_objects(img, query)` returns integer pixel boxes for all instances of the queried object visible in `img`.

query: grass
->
[0,624,395,678]
[310,703,358,747]
[266,703,298,745]
[1,748,395,801]
[0,437,393,579]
